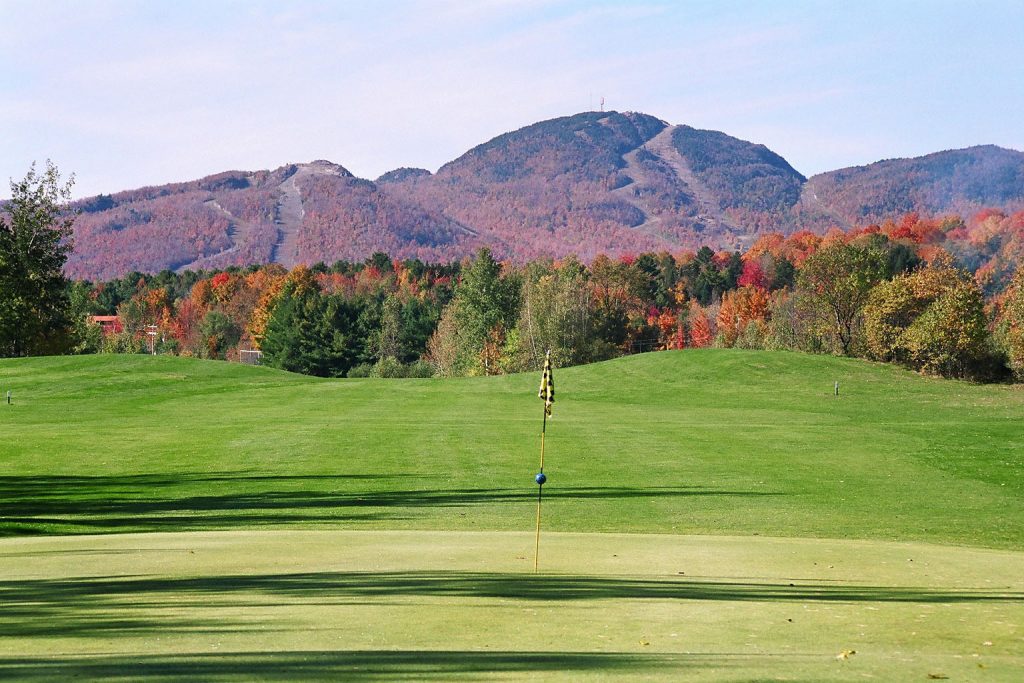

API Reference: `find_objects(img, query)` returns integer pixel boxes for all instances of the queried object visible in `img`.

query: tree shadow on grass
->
[0,473,779,536]
[1,570,1019,639]
[0,650,697,681]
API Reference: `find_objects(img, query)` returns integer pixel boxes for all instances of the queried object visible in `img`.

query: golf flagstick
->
[534,350,553,573]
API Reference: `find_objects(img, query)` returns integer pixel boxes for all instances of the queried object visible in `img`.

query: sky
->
[2,0,1022,199]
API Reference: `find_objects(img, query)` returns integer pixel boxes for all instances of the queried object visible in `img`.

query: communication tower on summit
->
[600,96,605,112]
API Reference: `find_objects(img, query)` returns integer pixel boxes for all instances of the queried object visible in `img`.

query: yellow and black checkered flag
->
[538,350,554,417]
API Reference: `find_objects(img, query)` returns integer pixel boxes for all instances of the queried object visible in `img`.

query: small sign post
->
[834,381,839,397]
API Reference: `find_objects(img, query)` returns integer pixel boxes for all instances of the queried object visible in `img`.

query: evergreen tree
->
[684,247,724,305]
[198,311,241,359]
[261,282,364,377]
[0,161,76,356]
[457,248,518,343]
[377,294,402,362]
[722,251,743,290]
[769,256,796,290]
[631,254,661,305]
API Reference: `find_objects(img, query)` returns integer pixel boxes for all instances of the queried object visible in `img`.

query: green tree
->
[904,279,988,377]
[769,256,796,290]
[865,259,991,377]
[682,247,724,305]
[366,251,394,273]
[512,257,592,370]
[67,280,104,354]
[261,282,364,377]
[399,296,442,363]
[425,301,465,376]
[796,242,888,355]
[457,248,518,343]
[0,161,76,356]
[198,311,241,359]
[721,251,743,290]
[631,254,661,305]
[377,294,402,362]
[854,232,922,278]
[429,248,518,375]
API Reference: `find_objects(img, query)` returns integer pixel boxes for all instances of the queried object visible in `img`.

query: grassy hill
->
[2,350,1021,548]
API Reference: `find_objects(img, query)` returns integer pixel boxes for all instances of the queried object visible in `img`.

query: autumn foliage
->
[66,208,1024,382]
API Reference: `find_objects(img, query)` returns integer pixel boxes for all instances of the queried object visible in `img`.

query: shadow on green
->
[2,570,1021,638]
[0,473,779,535]
[0,650,702,681]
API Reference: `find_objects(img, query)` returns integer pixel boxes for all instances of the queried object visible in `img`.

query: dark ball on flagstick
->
[535,472,547,486]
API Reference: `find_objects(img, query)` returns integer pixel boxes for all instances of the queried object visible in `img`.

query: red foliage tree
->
[689,303,713,348]
[737,260,768,289]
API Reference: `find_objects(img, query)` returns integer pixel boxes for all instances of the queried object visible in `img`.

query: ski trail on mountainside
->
[610,147,663,232]
[175,199,260,273]
[607,124,730,236]
[642,126,726,231]
[270,161,349,268]
[271,175,305,267]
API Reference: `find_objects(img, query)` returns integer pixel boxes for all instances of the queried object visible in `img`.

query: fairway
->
[1,350,1023,679]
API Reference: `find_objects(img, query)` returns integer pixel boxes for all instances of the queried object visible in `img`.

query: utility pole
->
[146,325,158,355]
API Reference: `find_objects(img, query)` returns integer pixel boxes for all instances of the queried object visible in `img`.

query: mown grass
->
[0,530,1021,681]
[2,350,1023,681]
[1,349,1022,548]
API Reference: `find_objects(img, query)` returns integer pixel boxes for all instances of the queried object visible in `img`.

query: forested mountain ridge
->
[64,111,1024,280]
[797,145,1024,227]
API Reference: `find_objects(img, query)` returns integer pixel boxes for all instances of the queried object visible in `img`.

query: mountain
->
[64,112,1024,280]
[67,160,479,280]
[797,145,1024,228]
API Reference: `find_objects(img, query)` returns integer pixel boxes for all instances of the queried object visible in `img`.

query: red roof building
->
[88,316,123,335]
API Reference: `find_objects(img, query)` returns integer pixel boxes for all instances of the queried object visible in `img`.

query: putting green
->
[1,530,1021,681]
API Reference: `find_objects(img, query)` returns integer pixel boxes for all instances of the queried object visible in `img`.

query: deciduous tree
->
[1002,270,1024,380]
[0,161,76,356]
[796,242,887,355]
[864,258,989,377]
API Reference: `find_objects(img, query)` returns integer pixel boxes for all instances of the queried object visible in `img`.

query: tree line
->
[4,163,1024,382]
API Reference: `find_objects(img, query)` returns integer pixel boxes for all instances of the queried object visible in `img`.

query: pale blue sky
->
[2,0,1022,198]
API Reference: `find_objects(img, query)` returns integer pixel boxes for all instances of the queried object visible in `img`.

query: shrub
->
[734,320,767,349]
[405,359,435,378]
[346,363,373,378]
[372,356,405,378]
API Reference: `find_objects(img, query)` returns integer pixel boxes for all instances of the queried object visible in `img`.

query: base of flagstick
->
[533,472,546,573]
[533,481,543,573]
